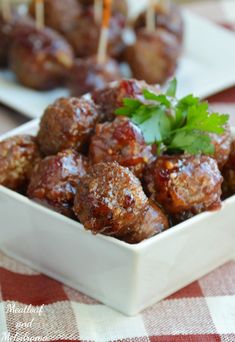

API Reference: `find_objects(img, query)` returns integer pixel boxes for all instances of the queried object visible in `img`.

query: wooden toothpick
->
[1,0,11,22]
[35,0,44,30]
[94,0,103,24]
[159,0,170,13]
[146,0,155,32]
[97,0,112,65]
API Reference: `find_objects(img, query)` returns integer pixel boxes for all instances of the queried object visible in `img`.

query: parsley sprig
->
[115,79,229,155]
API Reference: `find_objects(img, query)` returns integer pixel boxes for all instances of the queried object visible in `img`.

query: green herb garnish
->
[115,79,229,155]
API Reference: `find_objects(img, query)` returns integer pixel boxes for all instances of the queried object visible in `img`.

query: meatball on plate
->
[10,26,74,90]
[68,56,122,97]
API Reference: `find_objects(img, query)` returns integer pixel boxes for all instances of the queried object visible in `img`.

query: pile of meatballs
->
[0,0,183,93]
[1,79,234,244]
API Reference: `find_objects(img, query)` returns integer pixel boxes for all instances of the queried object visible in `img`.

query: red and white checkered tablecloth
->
[1,1,235,341]
[0,252,234,341]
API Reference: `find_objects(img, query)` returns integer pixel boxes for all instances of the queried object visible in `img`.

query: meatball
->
[222,140,235,198]
[37,97,99,156]
[144,155,223,223]
[0,13,34,67]
[92,79,161,122]
[126,28,179,85]
[27,149,87,217]
[65,7,125,59]
[120,200,169,244]
[134,1,184,43]
[73,162,148,239]
[0,135,41,191]
[111,0,128,17]
[0,14,14,67]
[68,56,122,97]
[79,0,128,17]
[9,26,74,90]
[210,124,232,170]
[29,0,81,34]
[78,0,95,6]
[89,117,154,178]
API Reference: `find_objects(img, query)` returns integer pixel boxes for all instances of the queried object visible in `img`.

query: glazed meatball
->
[10,26,74,90]
[0,13,34,67]
[0,14,14,67]
[111,0,128,17]
[29,0,82,34]
[78,0,95,6]
[79,0,128,17]
[126,28,179,85]
[37,97,99,156]
[112,0,128,17]
[222,140,235,198]
[92,79,161,122]
[120,200,169,244]
[73,162,148,239]
[27,149,87,217]
[65,7,125,59]
[144,155,223,223]
[0,135,41,191]
[68,56,122,97]
[89,117,154,178]
[134,1,184,43]
[210,124,232,170]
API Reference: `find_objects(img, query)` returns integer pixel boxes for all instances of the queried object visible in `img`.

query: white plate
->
[1,9,235,118]
[0,71,69,118]
[0,120,235,316]
[176,10,235,99]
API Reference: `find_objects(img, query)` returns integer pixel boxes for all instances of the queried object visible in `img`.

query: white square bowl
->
[0,120,235,316]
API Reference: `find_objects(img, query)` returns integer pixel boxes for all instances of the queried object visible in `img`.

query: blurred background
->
[0,0,218,5]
